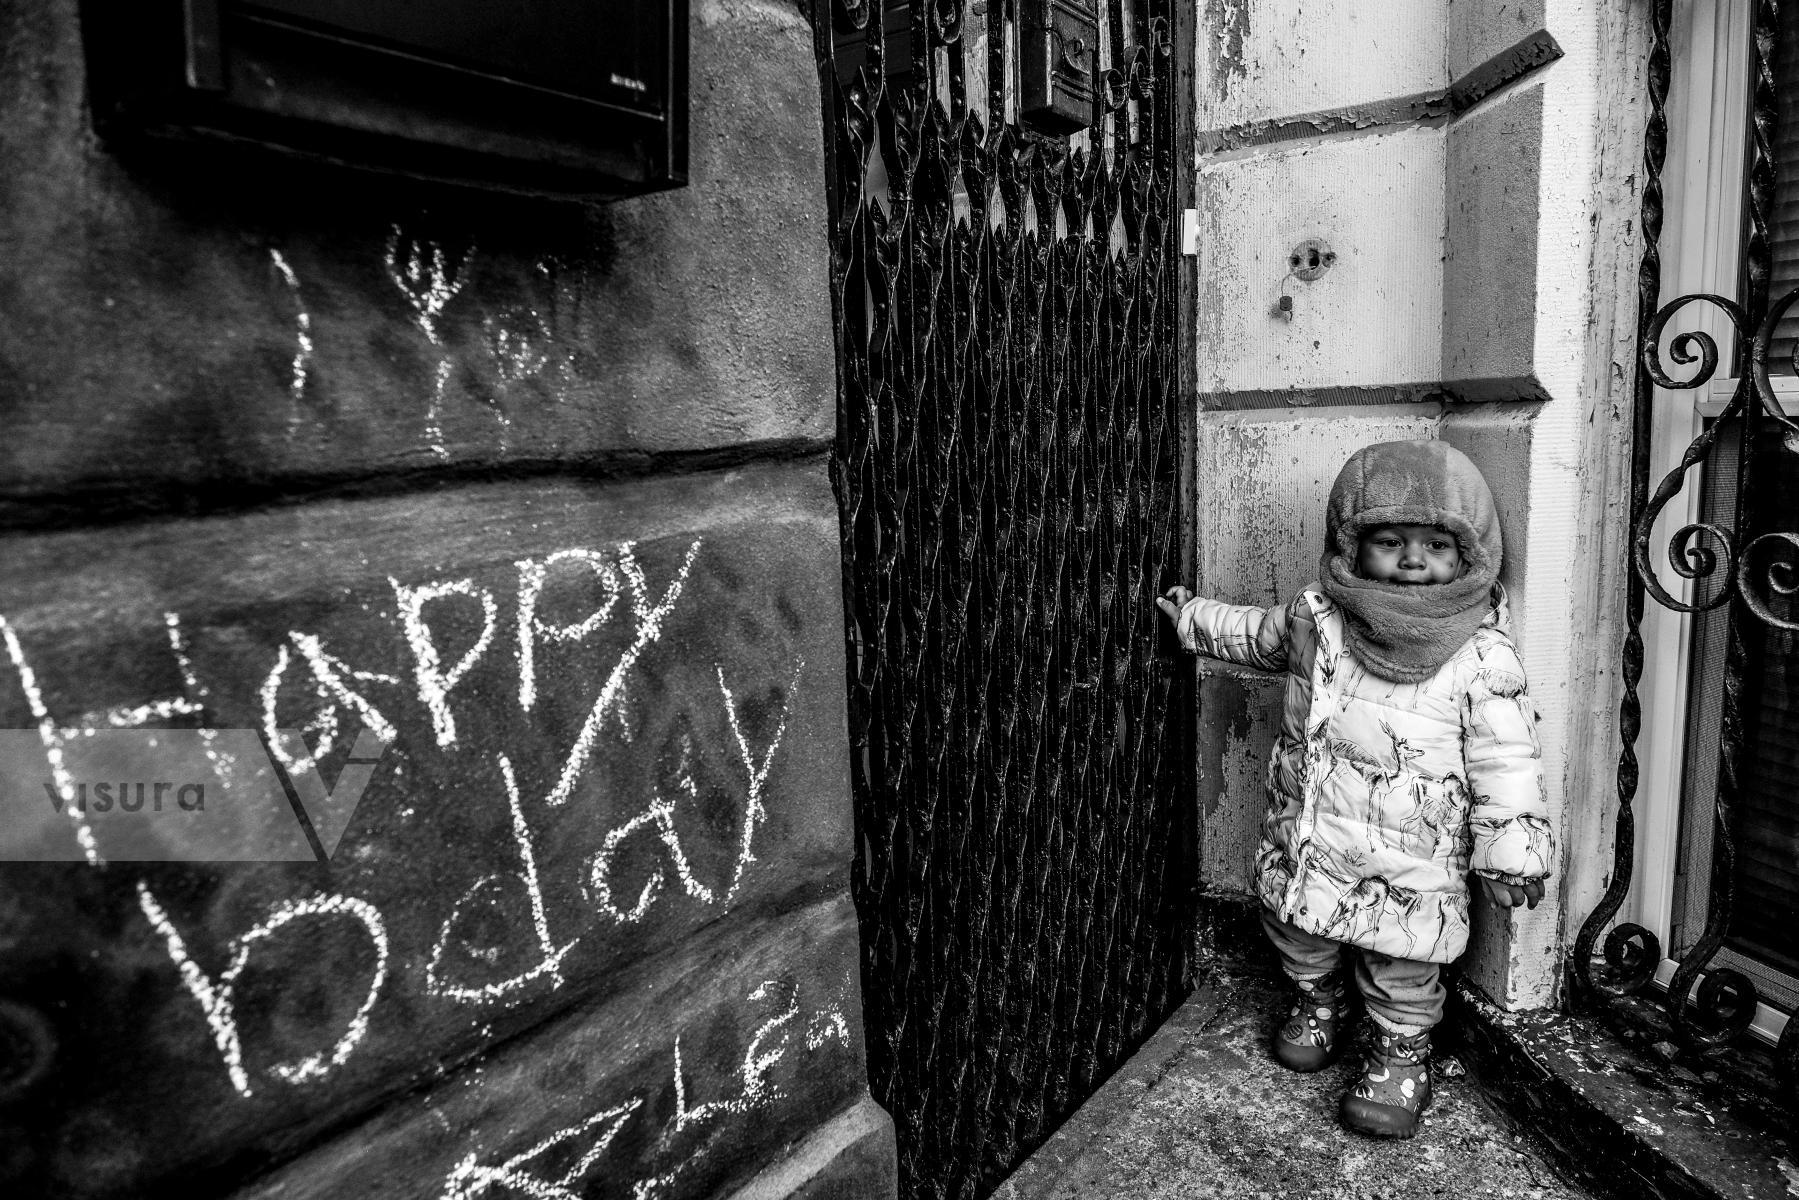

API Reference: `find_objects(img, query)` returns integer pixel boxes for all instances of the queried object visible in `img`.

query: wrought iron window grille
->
[1573,0,1799,1108]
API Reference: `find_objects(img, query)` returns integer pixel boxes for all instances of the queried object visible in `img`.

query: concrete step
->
[996,958,1594,1200]
[1453,983,1799,1200]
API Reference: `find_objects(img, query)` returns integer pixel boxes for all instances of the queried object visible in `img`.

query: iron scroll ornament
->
[1633,292,1799,630]
[1575,283,1799,1073]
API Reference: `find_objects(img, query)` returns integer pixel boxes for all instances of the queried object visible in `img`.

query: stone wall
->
[0,1,894,1196]
[1191,0,1648,1009]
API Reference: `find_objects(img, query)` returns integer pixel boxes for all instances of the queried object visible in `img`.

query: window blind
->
[1766,8,1799,368]
[1724,432,1799,975]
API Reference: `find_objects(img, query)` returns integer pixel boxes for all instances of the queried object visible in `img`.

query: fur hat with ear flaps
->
[1319,440,1503,683]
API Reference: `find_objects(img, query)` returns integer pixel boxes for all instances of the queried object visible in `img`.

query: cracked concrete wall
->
[1192,0,1646,1013]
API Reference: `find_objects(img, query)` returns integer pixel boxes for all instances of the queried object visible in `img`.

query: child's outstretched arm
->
[1155,587,1294,672]
[1462,636,1554,910]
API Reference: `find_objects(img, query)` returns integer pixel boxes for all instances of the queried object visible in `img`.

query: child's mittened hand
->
[1156,586,1193,623]
[1478,875,1545,910]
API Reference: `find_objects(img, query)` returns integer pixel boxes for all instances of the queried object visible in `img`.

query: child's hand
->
[1478,875,1545,910]
[1156,586,1193,624]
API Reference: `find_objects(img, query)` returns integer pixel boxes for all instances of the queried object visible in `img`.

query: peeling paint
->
[1202,0,1250,102]
[1201,96,1452,153]
[1449,31,1565,112]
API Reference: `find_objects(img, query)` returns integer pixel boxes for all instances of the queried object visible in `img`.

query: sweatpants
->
[1261,909,1445,1036]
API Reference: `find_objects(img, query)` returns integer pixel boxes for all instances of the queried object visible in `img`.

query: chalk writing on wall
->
[476,257,584,445]
[385,226,474,460]
[481,307,550,389]
[585,658,801,923]
[268,233,599,458]
[1,614,101,865]
[267,248,314,426]
[516,548,619,713]
[261,634,402,777]
[481,300,558,449]
[166,611,241,791]
[425,753,575,1004]
[438,978,850,1200]
[544,540,701,809]
[440,1098,643,1200]
[1,537,818,1110]
[391,575,500,750]
[135,884,390,1099]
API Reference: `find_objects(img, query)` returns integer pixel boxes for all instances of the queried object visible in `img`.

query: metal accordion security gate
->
[810,1,1196,1195]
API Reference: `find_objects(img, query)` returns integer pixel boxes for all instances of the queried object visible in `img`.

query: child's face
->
[1356,524,1463,585]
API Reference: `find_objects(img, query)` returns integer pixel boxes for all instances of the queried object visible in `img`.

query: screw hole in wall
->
[1289,238,1335,282]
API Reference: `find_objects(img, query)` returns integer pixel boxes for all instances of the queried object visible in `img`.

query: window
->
[1637,0,1799,1045]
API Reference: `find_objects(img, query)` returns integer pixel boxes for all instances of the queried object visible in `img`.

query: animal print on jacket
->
[1177,584,1551,963]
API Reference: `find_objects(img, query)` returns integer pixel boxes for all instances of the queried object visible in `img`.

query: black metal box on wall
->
[1021,0,1097,133]
[78,0,688,200]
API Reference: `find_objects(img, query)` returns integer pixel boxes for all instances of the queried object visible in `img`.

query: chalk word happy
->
[0,537,812,1102]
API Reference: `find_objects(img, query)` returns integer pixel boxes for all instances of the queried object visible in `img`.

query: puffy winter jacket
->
[1177,584,1552,963]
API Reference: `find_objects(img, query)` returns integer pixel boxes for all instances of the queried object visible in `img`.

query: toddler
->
[1156,440,1552,1139]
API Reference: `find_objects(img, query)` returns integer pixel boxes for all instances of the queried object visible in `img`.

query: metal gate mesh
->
[814,2,1196,1194]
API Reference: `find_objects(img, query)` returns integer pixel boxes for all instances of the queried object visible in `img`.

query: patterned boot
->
[1339,1023,1432,1138]
[1272,970,1349,1072]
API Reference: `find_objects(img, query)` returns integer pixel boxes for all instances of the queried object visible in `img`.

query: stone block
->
[1443,79,1547,399]
[719,1095,897,1200]
[1197,0,1447,143]
[1195,126,1447,397]
[0,461,865,1196]
[234,895,879,1200]
[0,0,832,506]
